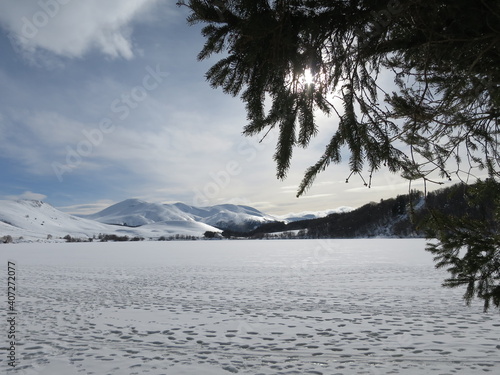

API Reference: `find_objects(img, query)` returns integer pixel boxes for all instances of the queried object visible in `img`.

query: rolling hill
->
[0,198,355,243]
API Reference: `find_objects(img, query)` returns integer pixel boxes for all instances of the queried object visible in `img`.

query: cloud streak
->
[5,191,47,201]
[0,0,160,61]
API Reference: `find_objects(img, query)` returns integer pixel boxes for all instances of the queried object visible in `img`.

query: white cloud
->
[6,191,47,201]
[301,193,335,199]
[0,0,160,60]
[0,110,93,175]
[58,200,116,215]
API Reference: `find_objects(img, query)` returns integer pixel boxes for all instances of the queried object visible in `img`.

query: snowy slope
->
[0,200,220,241]
[0,200,112,240]
[114,221,223,238]
[191,203,277,230]
[84,199,194,226]
[85,200,277,231]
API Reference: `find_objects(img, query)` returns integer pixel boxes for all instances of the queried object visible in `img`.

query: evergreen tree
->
[180,0,500,309]
[425,179,500,312]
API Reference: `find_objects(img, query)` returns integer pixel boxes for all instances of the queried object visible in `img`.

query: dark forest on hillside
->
[220,182,496,239]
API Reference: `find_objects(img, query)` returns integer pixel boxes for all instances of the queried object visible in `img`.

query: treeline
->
[62,234,146,242]
[220,190,422,239]
[222,182,495,239]
[61,233,201,242]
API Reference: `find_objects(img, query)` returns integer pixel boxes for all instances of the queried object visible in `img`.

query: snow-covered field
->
[1,239,499,374]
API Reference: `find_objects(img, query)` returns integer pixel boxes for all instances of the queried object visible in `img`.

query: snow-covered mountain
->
[0,200,221,242]
[84,199,193,226]
[279,206,354,222]
[0,198,349,242]
[84,199,277,232]
[0,200,113,240]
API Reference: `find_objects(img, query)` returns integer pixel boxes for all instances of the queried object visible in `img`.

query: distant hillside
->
[0,200,112,240]
[236,183,491,239]
[275,207,353,222]
[0,198,345,242]
[0,200,221,242]
[83,199,277,232]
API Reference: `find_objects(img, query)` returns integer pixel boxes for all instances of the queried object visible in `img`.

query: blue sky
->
[0,0,442,215]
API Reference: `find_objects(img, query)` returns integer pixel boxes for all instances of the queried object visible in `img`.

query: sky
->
[0,0,453,216]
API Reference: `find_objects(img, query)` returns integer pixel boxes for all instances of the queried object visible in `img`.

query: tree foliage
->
[425,179,500,312]
[181,0,499,186]
[180,0,500,310]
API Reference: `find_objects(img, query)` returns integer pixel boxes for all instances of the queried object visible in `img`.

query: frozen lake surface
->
[1,239,499,374]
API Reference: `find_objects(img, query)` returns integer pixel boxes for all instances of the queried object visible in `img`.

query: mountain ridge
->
[0,199,221,242]
[82,199,278,232]
[0,198,345,242]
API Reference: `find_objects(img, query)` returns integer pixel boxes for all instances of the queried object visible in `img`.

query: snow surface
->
[1,239,499,374]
